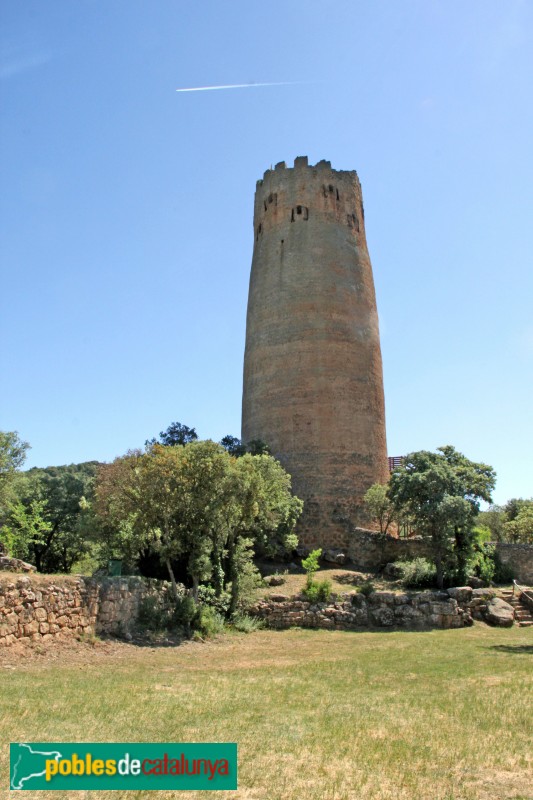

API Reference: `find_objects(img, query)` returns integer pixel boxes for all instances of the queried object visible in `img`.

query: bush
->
[196,606,226,638]
[197,584,230,616]
[302,548,322,576]
[137,593,197,633]
[394,558,437,589]
[137,595,170,630]
[231,612,264,633]
[466,543,495,584]
[303,578,332,603]
[358,581,376,597]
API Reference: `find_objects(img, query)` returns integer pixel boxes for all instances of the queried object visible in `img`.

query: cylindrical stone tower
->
[242,156,388,550]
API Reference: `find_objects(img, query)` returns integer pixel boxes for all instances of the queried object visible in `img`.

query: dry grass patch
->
[1,626,532,800]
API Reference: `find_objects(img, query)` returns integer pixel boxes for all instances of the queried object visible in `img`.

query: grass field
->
[1,625,532,800]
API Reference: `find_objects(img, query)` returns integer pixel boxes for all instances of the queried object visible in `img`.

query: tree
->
[363,483,395,534]
[0,430,30,518]
[2,498,51,561]
[503,500,533,544]
[388,447,496,588]
[146,421,198,449]
[94,440,303,615]
[8,463,97,572]
[219,435,247,458]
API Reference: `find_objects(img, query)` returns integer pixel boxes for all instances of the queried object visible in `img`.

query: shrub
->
[467,543,496,584]
[197,584,230,616]
[302,548,322,578]
[303,578,332,603]
[231,612,265,633]
[235,558,264,611]
[358,581,376,597]
[137,593,197,633]
[137,595,168,630]
[196,606,226,638]
[394,558,436,589]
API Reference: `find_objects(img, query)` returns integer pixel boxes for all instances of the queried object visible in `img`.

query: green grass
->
[1,625,532,800]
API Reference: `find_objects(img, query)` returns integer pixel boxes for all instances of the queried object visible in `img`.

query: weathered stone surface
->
[0,556,35,573]
[323,549,347,565]
[264,575,286,587]
[471,588,496,600]
[242,159,388,552]
[485,598,514,627]
[269,594,289,603]
[0,575,178,648]
[370,606,394,626]
[447,587,473,605]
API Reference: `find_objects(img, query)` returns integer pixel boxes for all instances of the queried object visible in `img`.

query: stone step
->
[518,621,533,628]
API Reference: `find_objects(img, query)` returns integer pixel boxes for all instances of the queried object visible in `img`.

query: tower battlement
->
[242,158,388,550]
[257,156,358,186]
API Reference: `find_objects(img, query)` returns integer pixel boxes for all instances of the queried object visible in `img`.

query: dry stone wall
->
[494,543,533,585]
[346,527,432,569]
[0,575,172,648]
[251,587,510,631]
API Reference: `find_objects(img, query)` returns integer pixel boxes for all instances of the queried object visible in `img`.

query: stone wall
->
[346,527,432,570]
[251,587,506,631]
[494,543,533,585]
[0,575,172,648]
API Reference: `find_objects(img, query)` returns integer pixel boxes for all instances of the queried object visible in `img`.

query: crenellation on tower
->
[242,157,388,551]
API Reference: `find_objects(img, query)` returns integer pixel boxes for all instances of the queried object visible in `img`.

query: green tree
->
[503,500,533,544]
[0,430,30,520]
[94,441,302,615]
[146,421,198,448]
[388,447,496,587]
[2,498,51,561]
[477,505,505,541]
[363,483,395,534]
[7,462,96,572]
[219,435,247,457]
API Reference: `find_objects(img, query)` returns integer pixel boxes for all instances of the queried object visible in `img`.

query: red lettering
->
[141,759,156,775]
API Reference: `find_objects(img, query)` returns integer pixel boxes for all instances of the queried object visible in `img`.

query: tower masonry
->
[242,157,388,550]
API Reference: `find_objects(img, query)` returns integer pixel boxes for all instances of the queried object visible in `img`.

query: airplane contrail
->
[176,81,303,93]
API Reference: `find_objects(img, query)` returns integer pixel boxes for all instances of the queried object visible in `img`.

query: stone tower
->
[241,157,388,549]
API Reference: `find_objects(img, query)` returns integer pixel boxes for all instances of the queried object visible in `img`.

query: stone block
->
[23,620,39,635]
[485,597,514,627]
[447,587,473,604]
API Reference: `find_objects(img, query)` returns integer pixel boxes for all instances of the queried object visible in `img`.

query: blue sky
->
[1,1,532,505]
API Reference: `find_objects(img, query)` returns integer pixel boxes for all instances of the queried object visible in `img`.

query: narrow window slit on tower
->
[347,213,359,231]
[256,223,262,240]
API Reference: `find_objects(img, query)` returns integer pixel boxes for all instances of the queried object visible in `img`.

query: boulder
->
[383,562,403,579]
[269,594,289,603]
[484,597,514,628]
[471,588,496,600]
[447,587,473,605]
[264,575,285,587]
[466,576,487,589]
[323,549,347,565]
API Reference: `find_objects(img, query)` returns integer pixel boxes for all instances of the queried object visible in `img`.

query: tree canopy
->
[94,440,302,612]
[388,446,496,587]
